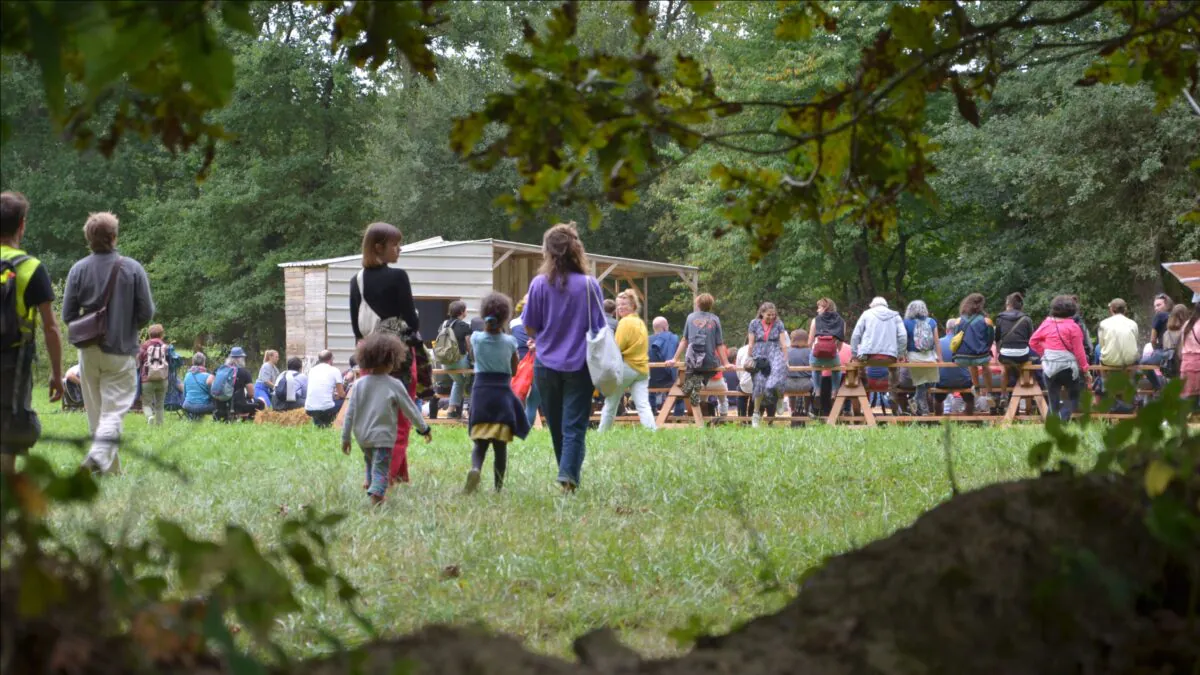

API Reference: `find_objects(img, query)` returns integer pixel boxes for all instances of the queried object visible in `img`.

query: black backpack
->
[0,254,32,349]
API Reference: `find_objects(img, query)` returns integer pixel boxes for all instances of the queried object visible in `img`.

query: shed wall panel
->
[284,268,307,360]
[322,242,494,368]
[303,269,327,360]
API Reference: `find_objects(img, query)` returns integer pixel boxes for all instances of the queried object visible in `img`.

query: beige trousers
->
[79,346,137,474]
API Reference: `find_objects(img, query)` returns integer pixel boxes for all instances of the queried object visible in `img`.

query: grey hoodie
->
[850,306,907,359]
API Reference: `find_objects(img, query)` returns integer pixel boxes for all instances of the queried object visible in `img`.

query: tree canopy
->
[1,0,1196,349]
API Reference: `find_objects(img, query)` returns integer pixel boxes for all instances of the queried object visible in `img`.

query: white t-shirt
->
[305,362,344,411]
[65,364,81,381]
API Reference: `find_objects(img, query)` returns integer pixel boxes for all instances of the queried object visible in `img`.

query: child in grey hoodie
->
[341,333,432,504]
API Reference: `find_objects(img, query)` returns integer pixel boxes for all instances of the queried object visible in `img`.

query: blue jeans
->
[525,381,541,427]
[448,356,471,408]
[363,447,390,498]
[535,363,593,487]
[809,353,842,414]
[182,401,215,418]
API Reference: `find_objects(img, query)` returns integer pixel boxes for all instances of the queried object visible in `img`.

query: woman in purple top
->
[520,223,606,492]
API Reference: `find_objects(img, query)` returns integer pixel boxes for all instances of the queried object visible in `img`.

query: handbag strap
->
[100,257,123,310]
[585,275,603,332]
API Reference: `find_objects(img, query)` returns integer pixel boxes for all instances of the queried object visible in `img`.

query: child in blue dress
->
[465,293,530,492]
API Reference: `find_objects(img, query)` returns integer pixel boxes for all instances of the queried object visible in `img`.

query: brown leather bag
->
[67,258,124,348]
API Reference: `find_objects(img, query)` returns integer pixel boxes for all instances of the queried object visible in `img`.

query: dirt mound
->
[5,474,1194,674]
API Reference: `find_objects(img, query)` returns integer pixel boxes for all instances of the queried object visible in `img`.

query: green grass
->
[26,391,1088,660]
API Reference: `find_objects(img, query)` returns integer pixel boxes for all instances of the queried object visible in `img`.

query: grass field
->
[26,393,1091,660]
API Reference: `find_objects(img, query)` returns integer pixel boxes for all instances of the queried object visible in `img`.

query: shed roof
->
[1162,260,1200,295]
[278,238,697,277]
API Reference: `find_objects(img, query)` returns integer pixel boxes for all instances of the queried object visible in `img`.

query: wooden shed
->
[279,237,699,367]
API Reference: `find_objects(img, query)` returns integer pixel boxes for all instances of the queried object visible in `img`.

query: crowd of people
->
[3,190,1199,502]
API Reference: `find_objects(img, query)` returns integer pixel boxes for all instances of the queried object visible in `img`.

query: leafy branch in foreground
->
[449,0,1199,256]
[1,452,369,674]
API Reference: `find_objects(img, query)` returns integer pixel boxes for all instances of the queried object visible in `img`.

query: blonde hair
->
[148,324,164,339]
[617,288,641,313]
[264,349,279,363]
[84,212,119,253]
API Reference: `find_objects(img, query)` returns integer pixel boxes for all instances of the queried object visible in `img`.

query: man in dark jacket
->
[63,211,154,474]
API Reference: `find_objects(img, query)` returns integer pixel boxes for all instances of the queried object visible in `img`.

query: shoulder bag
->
[585,277,623,397]
[68,257,123,348]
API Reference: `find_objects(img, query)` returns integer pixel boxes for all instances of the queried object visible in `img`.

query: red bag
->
[812,335,838,359]
[511,351,535,402]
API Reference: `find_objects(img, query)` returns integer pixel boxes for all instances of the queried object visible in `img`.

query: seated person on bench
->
[936,319,976,414]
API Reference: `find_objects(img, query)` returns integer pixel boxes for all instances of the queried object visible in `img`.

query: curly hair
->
[480,292,513,332]
[539,222,590,287]
[959,292,985,317]
[356,333,406,372]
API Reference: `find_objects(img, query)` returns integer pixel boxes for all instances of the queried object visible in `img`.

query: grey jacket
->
[850,305,908,360]
[62,251,155,356]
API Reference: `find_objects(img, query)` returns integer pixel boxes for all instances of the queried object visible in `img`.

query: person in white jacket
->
[851,297,908,360]
[850,297,908,390]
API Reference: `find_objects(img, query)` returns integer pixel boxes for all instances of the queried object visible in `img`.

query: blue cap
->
[230,347,246,358]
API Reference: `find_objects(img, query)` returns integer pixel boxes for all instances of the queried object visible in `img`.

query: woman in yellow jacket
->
[598,289,657,431]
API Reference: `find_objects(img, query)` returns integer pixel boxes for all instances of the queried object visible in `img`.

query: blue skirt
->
[468,372,531,441]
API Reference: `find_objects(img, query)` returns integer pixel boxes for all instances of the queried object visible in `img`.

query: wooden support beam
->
[596,263,619,283]
[492,249,515,270]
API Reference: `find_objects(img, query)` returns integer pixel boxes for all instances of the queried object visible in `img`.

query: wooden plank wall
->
[495,254,538,305]
[304,268,327,359]
[284,268,307,360]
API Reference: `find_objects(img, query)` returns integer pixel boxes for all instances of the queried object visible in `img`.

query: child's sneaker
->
[464,469,481,493]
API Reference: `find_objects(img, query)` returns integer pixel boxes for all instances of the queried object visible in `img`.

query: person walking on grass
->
[464,293,531,492]
[1,191,64,474]
[137,324,170,426]
[520,223,607,493]
[598,289,657,432]
[255,349,280,409]
[341,333,431,505]
[351,221,434,485]
[63,212,154,475]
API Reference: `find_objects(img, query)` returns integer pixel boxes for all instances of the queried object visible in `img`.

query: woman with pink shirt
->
[1180,301,1200,403]
[1029,295,1092,422]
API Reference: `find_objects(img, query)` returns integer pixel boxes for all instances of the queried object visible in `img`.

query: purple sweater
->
[521,272,606,372]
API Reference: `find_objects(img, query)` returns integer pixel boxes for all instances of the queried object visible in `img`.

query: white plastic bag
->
[585,278,623,397]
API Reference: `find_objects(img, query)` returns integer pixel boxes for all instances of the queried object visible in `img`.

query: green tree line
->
[1,1,1195,354]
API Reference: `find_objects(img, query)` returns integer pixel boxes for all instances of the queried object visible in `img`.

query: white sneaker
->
[751,412,762,428]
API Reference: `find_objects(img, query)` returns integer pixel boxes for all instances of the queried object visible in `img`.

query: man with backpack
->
[137,324,171,425]
[63,211,155,475]
[434,301,473,418]
[273,357,308,411]
[1,192,64,474]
